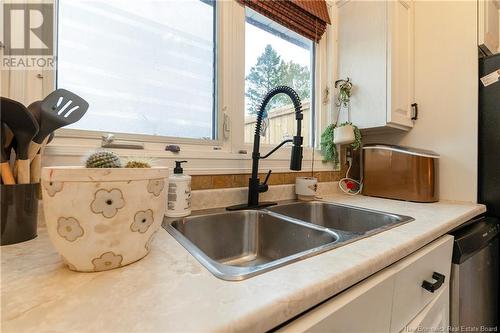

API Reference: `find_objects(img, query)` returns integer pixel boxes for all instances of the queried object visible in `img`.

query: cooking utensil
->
[47,132,54,144]
[3,125,13,150]
[1,123,15,185]
[1,124,15,182]
[29,131,54,188]
[14,101,55,182]
[0,97,39,184]
[30,132,54,183]
[26,100,43,183]
[27,89,88,160]
[27,100,42,124]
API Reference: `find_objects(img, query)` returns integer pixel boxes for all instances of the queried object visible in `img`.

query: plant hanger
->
[334,77,352,125]
[320,77,361,165]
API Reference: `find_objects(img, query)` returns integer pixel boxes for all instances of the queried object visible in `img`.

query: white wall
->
[365,1,478,203]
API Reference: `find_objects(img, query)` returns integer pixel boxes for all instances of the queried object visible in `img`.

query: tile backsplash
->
[191,181,341,211]
[191,170,344,190]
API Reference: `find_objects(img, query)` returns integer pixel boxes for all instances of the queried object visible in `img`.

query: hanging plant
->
[320,122,361,164]
[340,122,362,150]
[320,78,361,165]
[320,124,338,164]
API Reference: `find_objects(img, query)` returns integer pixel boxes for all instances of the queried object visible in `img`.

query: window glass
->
[57,0,216,139]
[245,8,314,146]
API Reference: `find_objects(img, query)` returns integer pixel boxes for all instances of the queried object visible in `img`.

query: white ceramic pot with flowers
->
[41,151,168,272]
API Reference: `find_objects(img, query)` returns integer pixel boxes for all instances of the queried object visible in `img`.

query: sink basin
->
[266,201,413,234]
[164,201,414,281]
[163,210,339,280]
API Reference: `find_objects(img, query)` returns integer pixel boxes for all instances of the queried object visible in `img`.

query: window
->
[49,0,334,170]
[244,9,314,146]
[57,0,216,139]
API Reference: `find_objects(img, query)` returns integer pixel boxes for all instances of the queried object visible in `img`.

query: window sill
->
[44,142,337,175]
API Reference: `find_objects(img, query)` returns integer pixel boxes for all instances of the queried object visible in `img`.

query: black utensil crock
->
[1,183,39,245]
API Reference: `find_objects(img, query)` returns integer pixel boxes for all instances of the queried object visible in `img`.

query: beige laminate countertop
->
[1,194,485,333]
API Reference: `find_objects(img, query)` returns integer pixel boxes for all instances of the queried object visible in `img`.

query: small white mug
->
[295,177,318,201]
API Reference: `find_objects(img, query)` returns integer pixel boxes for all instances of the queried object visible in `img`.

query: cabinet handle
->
[411,103,418,120]
[421,272,445,293]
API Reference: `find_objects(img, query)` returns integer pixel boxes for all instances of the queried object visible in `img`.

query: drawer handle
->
[421,272,445,293]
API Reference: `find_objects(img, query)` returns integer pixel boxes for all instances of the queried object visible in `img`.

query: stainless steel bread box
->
[362,144,439,202]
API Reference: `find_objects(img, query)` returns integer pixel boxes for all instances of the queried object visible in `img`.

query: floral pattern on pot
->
[90,188,125,218]
[43,181,64,197]
[92,251,123,271]
[57,217,84,242]
[131,209,154,233]
[61,256,77,271]
[147,178,165,197]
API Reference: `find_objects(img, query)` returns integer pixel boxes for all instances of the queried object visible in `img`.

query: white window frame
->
[27,0,339,175]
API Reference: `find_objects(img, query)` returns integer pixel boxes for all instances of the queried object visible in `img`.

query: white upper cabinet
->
[337,0,415,131]
[387,0,415,128]
[478,0,500,55]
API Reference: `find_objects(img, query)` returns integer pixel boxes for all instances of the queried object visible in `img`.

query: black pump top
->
[174,160,187,174]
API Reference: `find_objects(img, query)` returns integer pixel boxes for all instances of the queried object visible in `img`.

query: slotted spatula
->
[1,97,39,184]
[27,89,89,159]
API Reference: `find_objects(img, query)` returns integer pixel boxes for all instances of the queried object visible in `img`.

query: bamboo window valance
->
[236,0,331,42]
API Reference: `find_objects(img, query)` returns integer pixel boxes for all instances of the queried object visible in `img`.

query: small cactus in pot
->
[123,157,153,169]
[125,161,151,168]
[85,151,122,168]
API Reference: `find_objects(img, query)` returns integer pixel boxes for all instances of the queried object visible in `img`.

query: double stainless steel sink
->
[163,201,413,280]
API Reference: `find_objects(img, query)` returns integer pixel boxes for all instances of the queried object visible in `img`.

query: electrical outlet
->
[345,146,353,164]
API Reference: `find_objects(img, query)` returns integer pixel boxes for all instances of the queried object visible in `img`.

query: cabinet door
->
[279,236,453,333]
[278,269,395,333]
[387,0,415,129]
[337,0,388,129]
[478,0,500,55]
[390,235,453,332]
[401,286,449,333]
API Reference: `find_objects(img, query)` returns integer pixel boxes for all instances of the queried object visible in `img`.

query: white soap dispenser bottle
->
[166,160,192,217]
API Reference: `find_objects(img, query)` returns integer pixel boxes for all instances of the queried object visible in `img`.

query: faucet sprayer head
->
[290,135,303,171]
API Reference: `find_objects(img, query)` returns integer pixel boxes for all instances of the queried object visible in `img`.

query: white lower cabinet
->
[278,268,395,333]
[402,286,449,333]
[279,235,453,333]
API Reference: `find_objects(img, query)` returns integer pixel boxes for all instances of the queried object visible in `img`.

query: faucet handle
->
[263,170,272,185]
[258,170,272,193]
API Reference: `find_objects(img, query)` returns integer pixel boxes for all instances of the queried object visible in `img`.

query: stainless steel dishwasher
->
[450,216,499,329]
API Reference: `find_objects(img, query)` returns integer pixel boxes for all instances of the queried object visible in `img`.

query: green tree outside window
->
[246,45,311,115]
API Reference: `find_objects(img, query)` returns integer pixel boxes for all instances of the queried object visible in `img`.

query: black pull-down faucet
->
[227,86,303,210]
